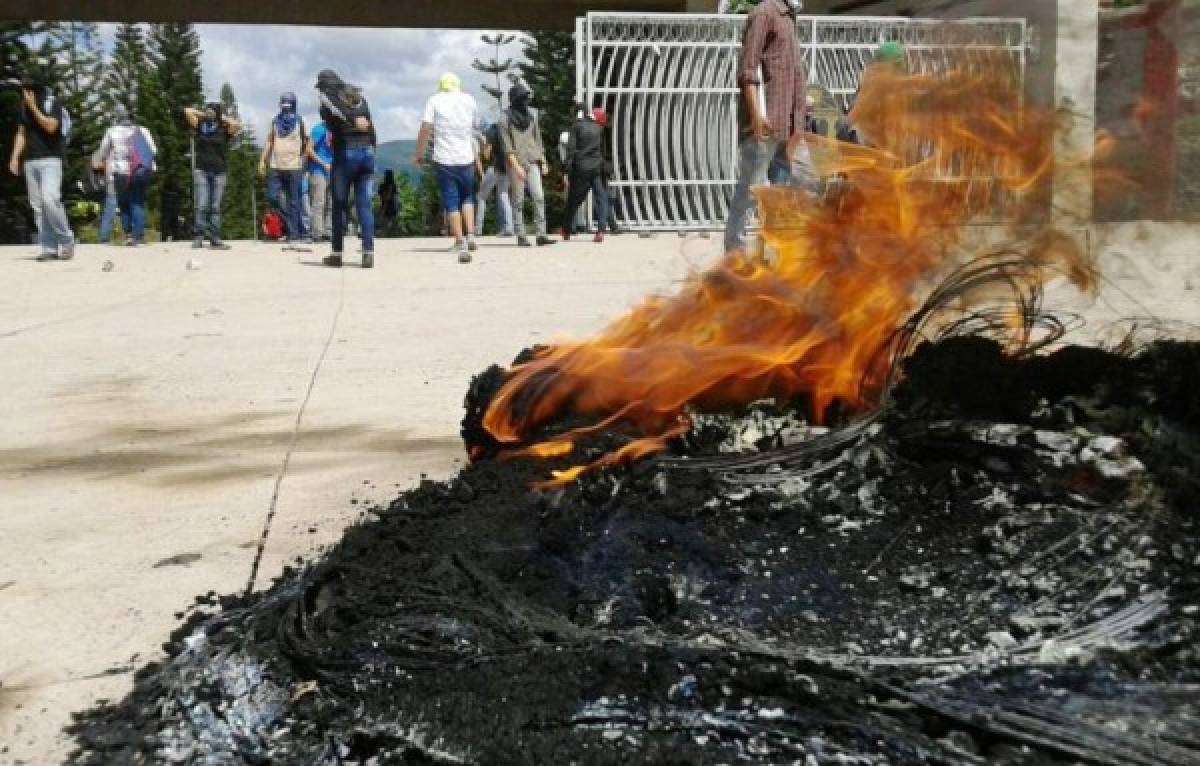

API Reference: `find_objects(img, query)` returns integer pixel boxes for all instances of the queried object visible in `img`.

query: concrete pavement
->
[1,224,1197,764]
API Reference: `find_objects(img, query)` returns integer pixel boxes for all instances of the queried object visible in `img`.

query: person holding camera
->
[184,102,241,249]
[7,72,75,261]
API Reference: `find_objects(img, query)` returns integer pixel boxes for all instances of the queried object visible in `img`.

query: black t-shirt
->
[20,95,66,161]
[194,118,230,173]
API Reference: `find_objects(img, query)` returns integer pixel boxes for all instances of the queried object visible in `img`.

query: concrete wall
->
[14,0,719,30]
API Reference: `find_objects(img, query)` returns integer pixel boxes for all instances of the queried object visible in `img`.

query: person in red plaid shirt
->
[724,0,817,252]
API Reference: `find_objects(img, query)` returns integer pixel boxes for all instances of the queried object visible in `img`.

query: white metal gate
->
[575,12,1029,231]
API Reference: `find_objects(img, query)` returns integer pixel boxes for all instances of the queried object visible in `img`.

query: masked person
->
[501,83,554,247]
[316,69,377,268]
[562,108,611,243]
[723,0,816,254]
[7,72,75,261]
[259,92,310,244]
[93,104,157,246]
[184,101,241,249]
[413,73,479,263]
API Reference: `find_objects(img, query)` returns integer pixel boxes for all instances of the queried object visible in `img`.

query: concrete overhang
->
[14,0,721,29]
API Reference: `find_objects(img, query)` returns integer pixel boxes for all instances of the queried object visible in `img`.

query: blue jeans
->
[114,168,153,242]
[98,176,118,242]
[475,167,513,235]
[23,157,74,253]
[268,168,305,240]
[192,170,227,242]
[723,136,817,252]
[332,147,375,254]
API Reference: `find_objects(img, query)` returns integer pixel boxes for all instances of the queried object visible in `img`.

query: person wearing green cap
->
[849,41,908,148]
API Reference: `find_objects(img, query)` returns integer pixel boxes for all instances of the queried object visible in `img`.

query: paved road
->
[0,234,710,763]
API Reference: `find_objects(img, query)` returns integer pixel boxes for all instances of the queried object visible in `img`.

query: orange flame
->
[484,58,1098,485]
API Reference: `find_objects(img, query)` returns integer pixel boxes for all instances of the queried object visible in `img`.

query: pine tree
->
[104,23,148,116]
[0,22,40,243]
[47,22,107,192]
[217,82,263,240]
[146,22,204,241]
[472,32,518,117]
[517,30,575,226]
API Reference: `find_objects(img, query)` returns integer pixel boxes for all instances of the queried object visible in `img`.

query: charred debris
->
[68,336,1200,765]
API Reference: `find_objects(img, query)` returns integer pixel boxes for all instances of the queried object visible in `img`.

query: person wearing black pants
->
[562,108,610,243]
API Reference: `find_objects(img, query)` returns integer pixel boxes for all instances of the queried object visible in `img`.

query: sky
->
[97,24,524,143]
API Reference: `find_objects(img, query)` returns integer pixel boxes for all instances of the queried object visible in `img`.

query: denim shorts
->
[435,163,476,213]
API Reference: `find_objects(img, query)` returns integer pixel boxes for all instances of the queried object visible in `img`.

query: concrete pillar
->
[1053,0,1100,221]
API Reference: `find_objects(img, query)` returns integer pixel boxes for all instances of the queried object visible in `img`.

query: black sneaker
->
[192,237,205,249]
[323,253,343,268]
[209,240,231,251]
[467,239,478,252]
[362,252,374,269]
[517,236,532,247]
[35,252,58,262]
[536,235,556,246]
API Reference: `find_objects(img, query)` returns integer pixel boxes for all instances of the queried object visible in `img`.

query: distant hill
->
[375,140,419,181]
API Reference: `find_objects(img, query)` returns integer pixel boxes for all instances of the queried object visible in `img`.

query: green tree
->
[472,32,518,115]
[104,23,148,116]
[518,30,575,227]
[47,22,107,193]
[723,0,759,12]
[217,82,263,240]
[146,23,204,241]
[0,22,40,243]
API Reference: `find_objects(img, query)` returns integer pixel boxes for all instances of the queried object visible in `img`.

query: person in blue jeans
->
[94,106,157,245]
[7,72,75,260]
[316,69,376,268]
[184,102,241,249]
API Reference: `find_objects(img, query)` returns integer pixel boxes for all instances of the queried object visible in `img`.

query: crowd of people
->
[7,1,902,267]
[7,65,620,268]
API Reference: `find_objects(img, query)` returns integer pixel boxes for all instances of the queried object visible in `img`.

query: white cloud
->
[99,24,525,141]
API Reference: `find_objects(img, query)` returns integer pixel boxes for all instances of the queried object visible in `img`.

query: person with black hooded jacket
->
[562,108,611,243]
[315,68,378,269]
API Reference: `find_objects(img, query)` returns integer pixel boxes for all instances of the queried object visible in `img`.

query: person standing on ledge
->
[184,101,241,249]
[8,72,75,261]
[723,0,815,254]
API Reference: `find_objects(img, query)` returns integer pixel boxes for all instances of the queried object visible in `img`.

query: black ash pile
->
[69,339,1200,765]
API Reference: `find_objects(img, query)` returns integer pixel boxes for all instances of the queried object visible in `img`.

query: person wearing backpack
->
[259,92,310,244]
[93,104,157,246]
[184,101,241,249]
[316,69,377,269]
[7,71,75,261]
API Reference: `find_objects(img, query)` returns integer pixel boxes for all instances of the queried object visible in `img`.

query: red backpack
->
[261,210,285,239]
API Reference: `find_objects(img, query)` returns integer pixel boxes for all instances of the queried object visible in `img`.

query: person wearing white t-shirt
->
[413,73,480,264]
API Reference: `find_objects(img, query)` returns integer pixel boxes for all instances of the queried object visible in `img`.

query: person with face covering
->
[723,0,816,254]
[7,71,75,260]
[260,92,310,243]
[184,101,242,249]
[93,103,157,246]
[501,83,554,247]
[316,69,378,268]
